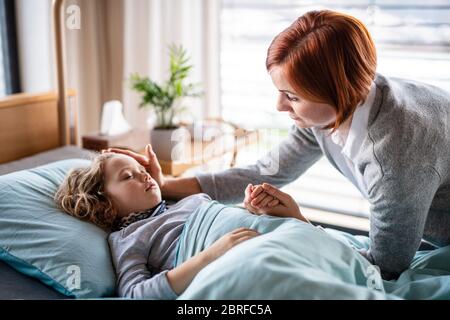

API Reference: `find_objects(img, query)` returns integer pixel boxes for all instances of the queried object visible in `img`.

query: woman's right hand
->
[203,227,260,262]
[104,144,165,188]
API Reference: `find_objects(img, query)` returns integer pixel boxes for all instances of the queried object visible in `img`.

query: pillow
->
[0,159,116,298]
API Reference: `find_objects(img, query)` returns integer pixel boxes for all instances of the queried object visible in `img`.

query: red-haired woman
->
[111,10,450,280]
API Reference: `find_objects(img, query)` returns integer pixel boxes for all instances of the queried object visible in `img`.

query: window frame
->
[0,0,21,94]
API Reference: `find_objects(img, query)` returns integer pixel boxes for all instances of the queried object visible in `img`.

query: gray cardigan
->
[196,73,450,279]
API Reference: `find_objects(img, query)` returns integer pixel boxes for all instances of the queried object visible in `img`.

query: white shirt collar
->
[330,81,377,159]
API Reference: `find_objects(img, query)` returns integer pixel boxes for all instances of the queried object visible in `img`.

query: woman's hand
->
[104,144,165,188]
[244,183,309,223]
[244,184,279,213]
[202,227,260,262]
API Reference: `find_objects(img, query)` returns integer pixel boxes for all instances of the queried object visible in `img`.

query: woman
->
[111,10,450,280]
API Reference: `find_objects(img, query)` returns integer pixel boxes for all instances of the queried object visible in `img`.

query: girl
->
[54,151,308,299]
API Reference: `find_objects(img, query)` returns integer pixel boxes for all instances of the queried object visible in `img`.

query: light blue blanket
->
[174,201,450,300]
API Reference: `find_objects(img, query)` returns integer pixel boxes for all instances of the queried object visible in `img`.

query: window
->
[0,0,20,97]
[220,1,450,222]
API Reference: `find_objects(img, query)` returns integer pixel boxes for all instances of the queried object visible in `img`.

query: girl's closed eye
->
[124,168,147,181]
[123,172,133,180]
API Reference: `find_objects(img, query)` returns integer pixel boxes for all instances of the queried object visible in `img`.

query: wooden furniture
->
[0,90,77,164]
[0,0,78,165]
[82,128,150,153]
[81,123,259,177]
[155,118,259,176]
[158,127,259,177]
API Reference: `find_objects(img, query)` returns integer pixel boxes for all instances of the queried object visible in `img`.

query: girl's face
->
[103,154,162,217]
[269,66,337,128]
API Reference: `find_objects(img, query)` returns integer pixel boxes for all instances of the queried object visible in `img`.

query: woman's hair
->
[54,152,119,230]
[266,10,377,131]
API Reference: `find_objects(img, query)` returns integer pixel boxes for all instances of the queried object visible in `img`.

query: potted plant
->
[129,44,202,161]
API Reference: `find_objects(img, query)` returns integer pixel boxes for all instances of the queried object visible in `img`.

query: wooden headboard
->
[0,0,76,164]
[0,90,77,164]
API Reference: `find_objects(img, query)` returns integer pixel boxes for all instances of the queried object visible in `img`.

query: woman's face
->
[269,66,337,128]
[103,154,162,217]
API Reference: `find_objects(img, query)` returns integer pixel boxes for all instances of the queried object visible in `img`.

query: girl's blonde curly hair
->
[54,152,120,230]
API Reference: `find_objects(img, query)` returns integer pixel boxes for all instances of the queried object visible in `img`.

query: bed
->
[2,90,450,301]
[0,84,98,299]
[2,167,450,301]
[0,0,95,296]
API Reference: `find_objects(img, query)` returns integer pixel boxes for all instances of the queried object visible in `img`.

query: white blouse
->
[325,81,377,198]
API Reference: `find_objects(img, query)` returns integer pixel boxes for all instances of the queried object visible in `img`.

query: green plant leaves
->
[128,44,203,128]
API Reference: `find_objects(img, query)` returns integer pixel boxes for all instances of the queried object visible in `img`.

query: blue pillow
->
[0,159,116,298]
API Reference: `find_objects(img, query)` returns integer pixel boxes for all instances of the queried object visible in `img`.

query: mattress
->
[0,146,95,299]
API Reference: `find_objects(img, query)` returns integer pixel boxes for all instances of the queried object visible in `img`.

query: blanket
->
[173,201,450,299]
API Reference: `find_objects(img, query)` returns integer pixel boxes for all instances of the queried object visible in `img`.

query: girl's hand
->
[167,227,259,295]
[245,183,309,223]
[104,144,165,188]
[203,227,260,262]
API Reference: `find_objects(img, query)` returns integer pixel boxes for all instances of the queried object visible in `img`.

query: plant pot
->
[150,127,189,161]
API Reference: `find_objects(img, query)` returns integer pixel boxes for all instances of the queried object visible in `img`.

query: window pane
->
[220,1,450,218]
